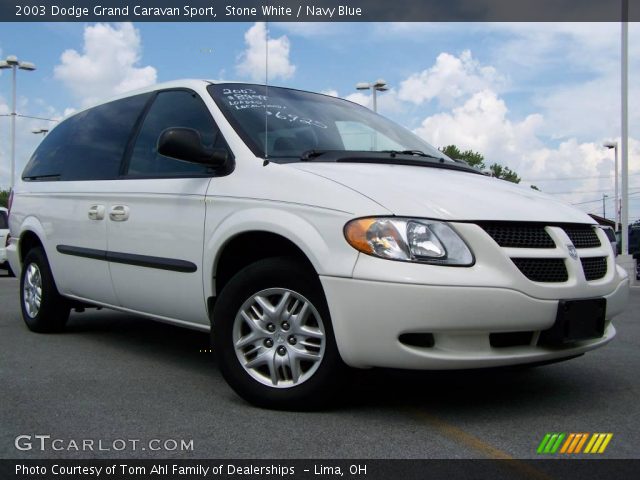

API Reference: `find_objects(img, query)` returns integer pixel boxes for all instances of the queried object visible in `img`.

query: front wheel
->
[20,247,70,333]
[213,257,346,410]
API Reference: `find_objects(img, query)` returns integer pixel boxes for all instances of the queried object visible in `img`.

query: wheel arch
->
[17,217,49,264]
[203,207,358,320]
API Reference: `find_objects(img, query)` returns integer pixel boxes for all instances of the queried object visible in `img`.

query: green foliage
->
[441,145,485,169]
[489,163,521,184]
[0,190,8,208]
[440,144,522,184]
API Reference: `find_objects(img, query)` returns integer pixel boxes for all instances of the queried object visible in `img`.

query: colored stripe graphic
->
[537,434,552,454]
[584,434,598,453]
[537,433,565,454]
[560,434,575,453]
[565,433,588,454]
[585,433,613,454]
[574,433,589,453]
[598,434,613,453]
[538,433,613,454]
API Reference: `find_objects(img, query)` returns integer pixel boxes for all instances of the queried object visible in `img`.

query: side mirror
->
[157,127,228,167]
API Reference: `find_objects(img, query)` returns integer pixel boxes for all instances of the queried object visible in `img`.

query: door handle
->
[109,205,130,222]
[88,205,105,220]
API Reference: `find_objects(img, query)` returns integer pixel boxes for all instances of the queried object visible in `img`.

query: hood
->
[290,162,595,223]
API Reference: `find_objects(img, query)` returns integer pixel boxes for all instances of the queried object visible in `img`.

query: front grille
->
[480,223,555,248]
[478,222,608,284]
[564,226,601,248]
[512,258,568,283]
[581,257,607,281]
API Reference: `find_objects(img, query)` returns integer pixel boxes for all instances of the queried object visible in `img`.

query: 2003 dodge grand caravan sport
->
[7,80,629,408]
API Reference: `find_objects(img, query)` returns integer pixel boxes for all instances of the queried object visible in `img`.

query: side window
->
[0,211,8,229]
[127,90,225,177]
[22,94,150,181]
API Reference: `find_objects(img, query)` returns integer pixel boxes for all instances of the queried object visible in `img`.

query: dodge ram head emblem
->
[567,244,578,260]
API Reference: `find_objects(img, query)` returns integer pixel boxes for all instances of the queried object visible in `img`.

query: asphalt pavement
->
[1,270,639,459]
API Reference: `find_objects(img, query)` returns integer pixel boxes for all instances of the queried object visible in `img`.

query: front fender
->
[202,202,358,299]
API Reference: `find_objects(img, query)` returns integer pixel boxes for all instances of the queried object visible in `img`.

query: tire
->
[213,257,346,410]
[20,247,70,333]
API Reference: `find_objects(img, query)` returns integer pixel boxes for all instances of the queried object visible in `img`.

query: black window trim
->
[119,87,235,180]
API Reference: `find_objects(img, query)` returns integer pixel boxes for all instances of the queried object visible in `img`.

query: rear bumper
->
[320,274,627,369]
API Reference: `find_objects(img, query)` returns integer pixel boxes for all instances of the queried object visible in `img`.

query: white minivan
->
[7,80,629,409]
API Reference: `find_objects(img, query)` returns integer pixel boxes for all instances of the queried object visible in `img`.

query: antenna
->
[264,20,269,164]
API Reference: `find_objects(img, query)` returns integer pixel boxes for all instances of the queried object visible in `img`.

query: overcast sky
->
[0,22,638,221]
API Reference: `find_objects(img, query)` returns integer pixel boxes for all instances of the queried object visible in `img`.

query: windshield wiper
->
[300,149,332,161]
[381,150,446,162]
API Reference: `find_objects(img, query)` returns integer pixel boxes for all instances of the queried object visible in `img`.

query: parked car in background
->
[6,80,631,409]
[0,207,12,275]
[601,226,617,256]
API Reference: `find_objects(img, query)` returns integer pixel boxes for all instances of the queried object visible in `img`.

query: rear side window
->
[23,93,151,181]
[0,211,7,229]
[127,90,225,177]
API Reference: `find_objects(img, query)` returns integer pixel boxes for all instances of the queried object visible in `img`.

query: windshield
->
[208,83,454,164]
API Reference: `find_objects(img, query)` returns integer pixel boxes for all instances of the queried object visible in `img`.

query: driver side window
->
[127,90,227,177]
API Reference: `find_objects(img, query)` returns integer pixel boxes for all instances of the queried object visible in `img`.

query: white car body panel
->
[9,188,118,304]
[291,162,595,223]
[6,79,630,371]
[105,178,212,324]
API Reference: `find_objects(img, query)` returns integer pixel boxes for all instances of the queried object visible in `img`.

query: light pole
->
[620,1,629,256]
[0,55,37,189]
[602,194,609,219]
[355,79,389,113]
[604,141,619,230]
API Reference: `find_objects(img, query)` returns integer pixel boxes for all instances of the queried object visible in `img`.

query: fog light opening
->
[399,333,435,348]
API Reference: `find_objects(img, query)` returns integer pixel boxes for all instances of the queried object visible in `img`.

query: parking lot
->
[1,270,639,460]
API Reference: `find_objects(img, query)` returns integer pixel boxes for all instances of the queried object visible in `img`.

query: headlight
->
[344,217,474,266]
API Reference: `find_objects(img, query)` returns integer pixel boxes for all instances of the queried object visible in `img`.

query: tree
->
[441,145,485,169]
[440,144,521,184]
[489,163,521,184]
[0,190,8,209]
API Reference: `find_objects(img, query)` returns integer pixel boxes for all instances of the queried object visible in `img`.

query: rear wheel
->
[213,257,345,410]
[20,247,70,333]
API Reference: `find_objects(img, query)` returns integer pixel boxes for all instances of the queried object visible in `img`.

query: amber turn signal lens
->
[344,218,377,254]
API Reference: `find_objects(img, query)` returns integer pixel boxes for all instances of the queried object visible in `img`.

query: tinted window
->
[0,211,7,229]
[603,228,616,242]
[127,90,224,177]
[23,94,150,181]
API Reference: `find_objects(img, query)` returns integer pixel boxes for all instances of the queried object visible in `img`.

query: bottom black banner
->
[2,459,639,480]
[0,459,640,480]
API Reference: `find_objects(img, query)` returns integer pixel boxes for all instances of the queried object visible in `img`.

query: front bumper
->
[321,222,629,369]
[321,275,626,369]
